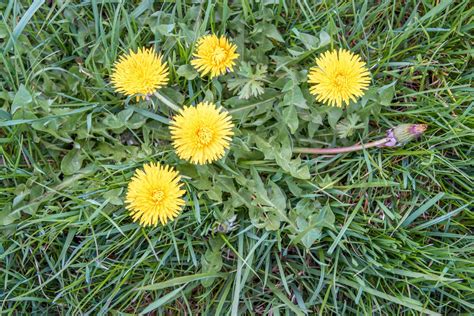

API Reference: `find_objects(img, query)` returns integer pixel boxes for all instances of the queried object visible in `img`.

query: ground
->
[0,0,473,315]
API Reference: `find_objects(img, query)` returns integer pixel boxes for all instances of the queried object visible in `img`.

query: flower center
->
[152,190,165,203]
[197,127,213,145]
[333,73,348,89]
[212,47,227,64]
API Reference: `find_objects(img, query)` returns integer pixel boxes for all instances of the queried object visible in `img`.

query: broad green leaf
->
[378,81,397,106]
[327,107,343,129]
[297,218,321,248]
[61,149,84,175]
[11,84,32,115]
[283,85,308,109]
[269,181,286,211]
[103,188,123,206]
[177,64,198,80]
[292,29,319,50]
[263,23,284,42]
[318,31,331,47]
[0,206,20,226]
[282,105,298,134]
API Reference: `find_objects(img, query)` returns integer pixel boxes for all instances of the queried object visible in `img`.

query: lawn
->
[0,0,473,314]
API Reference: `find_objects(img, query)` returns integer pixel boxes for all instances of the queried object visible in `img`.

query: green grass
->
[1,0,473,314]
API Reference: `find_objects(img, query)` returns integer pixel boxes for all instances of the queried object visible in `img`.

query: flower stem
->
[293,138,389,155]
[293,124,427,155]
[154,91,181,112]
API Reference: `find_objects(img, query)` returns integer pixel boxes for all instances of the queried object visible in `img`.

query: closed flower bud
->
[384,124,427,147]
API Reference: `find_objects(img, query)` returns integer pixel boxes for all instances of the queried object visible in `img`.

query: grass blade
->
[5,0,45,51]
[401,192,445,228]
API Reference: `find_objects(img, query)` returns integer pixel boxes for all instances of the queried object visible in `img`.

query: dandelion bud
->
[384,124,427,147]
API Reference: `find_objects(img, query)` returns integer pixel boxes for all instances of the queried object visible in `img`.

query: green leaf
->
[260,208,281,231]
[0,206,20,226]
[248,169,291,231]
[0,24,8,39]
[319,30,331,47]
[328,200,362,255]
[131,0,153,18]
[103,188,123,206]
[378,81,397,106]
[160,87,185,105]
[296,217,321,248]
[327,107,343,129]
[103,114,124,130]
[254,135,275,159]
[291,202,334,248]
[250,167,268,199]
[336,114,364,138]
[401,192,445,228]
[153,23,175,36]
[282,105,298,134]
[338,278,441,315]
[137,272,226,291]
[5,0,45,51]
[200,237,224,287]
[140,285,187,315]
[283,85,308,109]
[293,164,310,180]
[292,29,319,50]
[177,64,198,80]
[228,63,268,99]
[11,84,33,115]
[129,106,170,125]
[262,23,284,42]
[0,109,11,120]
[117,108,134,123]
[269,181,286,211]
[61,149,84,175]
[267,282,305,316]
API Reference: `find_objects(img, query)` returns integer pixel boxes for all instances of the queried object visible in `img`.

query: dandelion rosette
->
[308,49,370,107]
[111,47,169,101]
[170,102,234,164]
[191,35,239,78]
[125,162,185,226]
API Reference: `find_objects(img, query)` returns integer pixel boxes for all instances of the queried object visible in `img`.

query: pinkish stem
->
[293,138,389,155]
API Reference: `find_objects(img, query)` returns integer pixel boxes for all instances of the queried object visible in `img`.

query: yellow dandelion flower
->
[111,47,169,101]
[125,162,185,226]
[170,102,234,164]
[308,49,370,107]
[191,35,239,78]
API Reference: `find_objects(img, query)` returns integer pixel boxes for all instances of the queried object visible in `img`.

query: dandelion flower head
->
[191,35,239,78]
[170,102,234,164]
[111,47,169,101]
[308,49,370,107]
[125,162,185,226]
